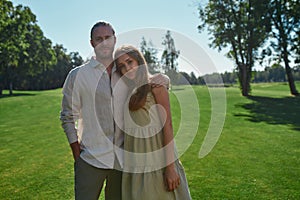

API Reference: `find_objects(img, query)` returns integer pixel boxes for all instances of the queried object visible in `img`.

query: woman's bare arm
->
[152,86,180,191]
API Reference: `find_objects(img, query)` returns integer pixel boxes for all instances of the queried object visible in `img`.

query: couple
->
[60,21,192,200]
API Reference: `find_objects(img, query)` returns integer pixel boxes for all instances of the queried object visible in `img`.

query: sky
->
[11,0,237,76]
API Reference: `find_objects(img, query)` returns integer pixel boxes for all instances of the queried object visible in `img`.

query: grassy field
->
[0,82,299,199]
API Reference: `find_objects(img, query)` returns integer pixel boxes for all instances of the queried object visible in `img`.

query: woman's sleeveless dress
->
[122,92,192,200]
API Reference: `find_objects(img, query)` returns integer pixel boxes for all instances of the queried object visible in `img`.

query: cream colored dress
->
[122,92,192,200]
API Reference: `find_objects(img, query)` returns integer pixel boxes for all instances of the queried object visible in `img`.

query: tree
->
[0,1,56,95]
[178,71,191,85]
[198,0,271,96]
[189,72,198,85]
[20,26,57,90]
[222,71,238,84]
[293,65,300,81]
[268,64,286,82]
[1,3,36,95]
[0,0,13,95]
[161,30,180,85]
[161,30,180,72]
[47,45,83,89]
[268,0,299,95]
[140,37,160,74]
[294,28,300,65]
[0,0,15,95]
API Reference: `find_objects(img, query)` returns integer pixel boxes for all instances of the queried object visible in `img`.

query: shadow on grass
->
[0,93,36,99]
[235,95,300,131]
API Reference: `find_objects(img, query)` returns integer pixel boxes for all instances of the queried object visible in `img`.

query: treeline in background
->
[1,0,299,96]
[179,64,300,86]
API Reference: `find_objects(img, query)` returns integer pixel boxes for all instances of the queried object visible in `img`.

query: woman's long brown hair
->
[114,45,152,111]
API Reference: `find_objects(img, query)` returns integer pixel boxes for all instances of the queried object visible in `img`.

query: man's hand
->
[149,73,170,89]
[70,141,81,161]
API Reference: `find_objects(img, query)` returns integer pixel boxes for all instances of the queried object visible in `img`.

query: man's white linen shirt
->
[60,57,128,169]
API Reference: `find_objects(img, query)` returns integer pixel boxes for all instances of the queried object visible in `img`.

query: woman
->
[114,45,192,200]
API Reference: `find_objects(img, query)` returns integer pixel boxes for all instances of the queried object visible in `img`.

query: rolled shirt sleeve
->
[60,67,80,144]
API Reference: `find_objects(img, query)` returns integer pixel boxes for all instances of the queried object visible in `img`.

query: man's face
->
[90,26,116,59]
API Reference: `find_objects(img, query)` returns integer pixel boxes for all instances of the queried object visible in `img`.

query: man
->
[60,21,168,200]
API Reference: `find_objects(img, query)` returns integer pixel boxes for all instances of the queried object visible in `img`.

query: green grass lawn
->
[0,82,299,199]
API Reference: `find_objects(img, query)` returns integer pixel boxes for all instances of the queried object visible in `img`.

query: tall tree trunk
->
[283,52,299,96]
[240,63,249,96]
[9,81,13,95]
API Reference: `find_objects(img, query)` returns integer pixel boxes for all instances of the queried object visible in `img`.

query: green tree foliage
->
[189,72,198,85]
[161,31,180,85]
[161,30,180,72]
[0,0,13,94]
[253,64,286,82]
[48,46,83,89]
[0,0,56,94]
[198,0,271,96]
[222,71,238,84]
[13,45,83,90]
[176,66,299,85]
[2,2,47,94]
[294,28,300,64]
[0,0,83,94]
[140,37,160,74]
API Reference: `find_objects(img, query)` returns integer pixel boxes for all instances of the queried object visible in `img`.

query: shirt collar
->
[89,56,106,69]
[89,56,118,74]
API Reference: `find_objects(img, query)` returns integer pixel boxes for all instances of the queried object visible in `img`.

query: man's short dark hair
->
[90,21,115,39]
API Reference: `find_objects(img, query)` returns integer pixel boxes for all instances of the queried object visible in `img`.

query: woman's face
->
[116,54,139,80]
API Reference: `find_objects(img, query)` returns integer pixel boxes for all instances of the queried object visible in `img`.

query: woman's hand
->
[164,165,180,191]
